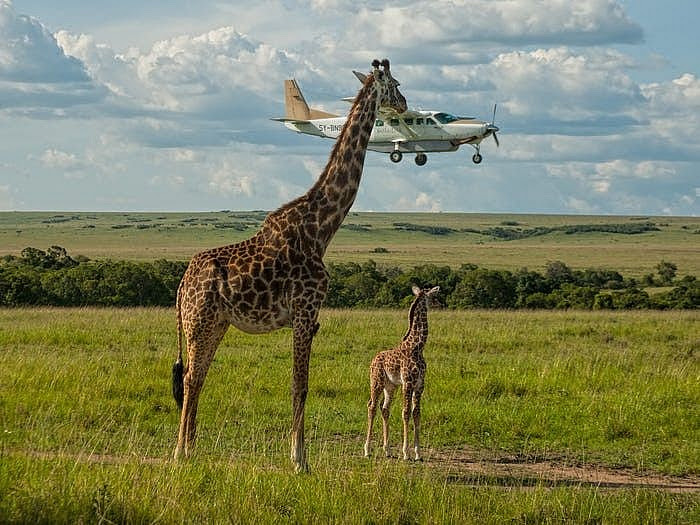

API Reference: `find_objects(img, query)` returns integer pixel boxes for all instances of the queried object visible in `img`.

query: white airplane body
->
[272,77,499,166]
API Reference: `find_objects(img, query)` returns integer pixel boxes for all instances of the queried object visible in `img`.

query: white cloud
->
[169,148,200,163]
[0,1,105,110]
[641,73,700,113]
[208,160,256,197]
[129,27,318,113]
[489,47,641,119]
[0,0,88,82]
[547,160,678,182]
[0,183,13,210]
[342,0,642,56]
[565,196,598,214]
[39,148,83,169]
[414,191,442,212]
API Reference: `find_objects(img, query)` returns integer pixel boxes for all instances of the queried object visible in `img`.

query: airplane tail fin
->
[284,79,338,120]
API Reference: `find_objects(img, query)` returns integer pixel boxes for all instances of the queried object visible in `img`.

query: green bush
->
[0,247,696,310]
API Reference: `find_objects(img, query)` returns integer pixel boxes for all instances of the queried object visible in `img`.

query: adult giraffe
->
[172,59,406,472]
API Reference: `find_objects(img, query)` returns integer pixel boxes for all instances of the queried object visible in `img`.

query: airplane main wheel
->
[390,151,403,163]
[472,153,483,164]
[415,153,427,166]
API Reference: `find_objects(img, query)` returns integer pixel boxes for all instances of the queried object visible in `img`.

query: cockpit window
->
[404,118,414,125]
[390,118,399,126]
[434,112,460,124]
[375,119,383,126]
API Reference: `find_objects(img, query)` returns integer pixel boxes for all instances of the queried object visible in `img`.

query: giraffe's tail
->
[172,281,185,411]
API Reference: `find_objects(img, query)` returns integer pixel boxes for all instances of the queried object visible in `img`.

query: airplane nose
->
[486,124,499,133]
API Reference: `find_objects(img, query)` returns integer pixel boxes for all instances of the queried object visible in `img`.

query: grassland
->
[1,307,698,523]
[1,211,699,277]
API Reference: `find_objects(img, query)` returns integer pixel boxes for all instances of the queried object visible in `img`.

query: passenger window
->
[404,118,414,125]
[375,119,383,126]
[416,118,423,125]
[426,118,436,125]
[390,118,399,126]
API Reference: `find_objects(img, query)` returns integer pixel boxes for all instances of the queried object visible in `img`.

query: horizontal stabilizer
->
[270,117,309,123]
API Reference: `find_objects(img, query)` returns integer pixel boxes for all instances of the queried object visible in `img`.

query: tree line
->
[0,246,697,309]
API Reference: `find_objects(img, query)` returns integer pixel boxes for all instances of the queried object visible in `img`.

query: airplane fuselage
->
[283,111,490,154]
[273,77,499,165]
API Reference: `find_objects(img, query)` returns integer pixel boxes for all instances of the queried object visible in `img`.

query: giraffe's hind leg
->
[381,382,396,457]
[174,320,228,459]
[364,361,384,457]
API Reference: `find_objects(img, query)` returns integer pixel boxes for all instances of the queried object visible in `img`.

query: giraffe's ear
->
[412,285,421,296]
[427,286,440,296]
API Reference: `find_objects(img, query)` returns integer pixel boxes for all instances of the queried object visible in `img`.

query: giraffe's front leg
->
[364,367,383,457]
[401,385,414,461]
[412,390,423,461]
[290,313,315,473]
[381,383,396,457]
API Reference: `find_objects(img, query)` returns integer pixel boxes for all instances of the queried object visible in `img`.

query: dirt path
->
[11,447,700,492]
[425,447,700,493]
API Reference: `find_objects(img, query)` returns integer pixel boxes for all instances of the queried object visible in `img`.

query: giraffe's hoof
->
[294,461,310,474]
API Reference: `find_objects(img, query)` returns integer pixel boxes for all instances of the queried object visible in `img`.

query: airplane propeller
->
[486,103,500,147]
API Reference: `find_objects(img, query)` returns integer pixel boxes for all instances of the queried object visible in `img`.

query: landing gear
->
[415,153,427,166]
[471,144,483,164]
[390,151,403,163]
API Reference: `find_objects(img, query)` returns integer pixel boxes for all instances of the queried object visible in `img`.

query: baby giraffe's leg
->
[401,385,414,460]
[364,368,384,457]
[412,389,423,461]
[381,383,396,457]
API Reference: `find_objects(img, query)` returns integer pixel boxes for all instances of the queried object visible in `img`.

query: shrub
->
[448,268,516,309]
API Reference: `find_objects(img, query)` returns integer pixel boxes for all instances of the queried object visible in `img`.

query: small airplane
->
[272,73,500,166]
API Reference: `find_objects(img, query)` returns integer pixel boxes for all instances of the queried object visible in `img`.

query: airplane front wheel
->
[390,151,403,163]
[415,154,427,166]
[472,153,482,164]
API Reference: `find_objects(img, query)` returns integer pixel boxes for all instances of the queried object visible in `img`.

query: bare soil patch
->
[12,447,700,492]
[424,447,700,493]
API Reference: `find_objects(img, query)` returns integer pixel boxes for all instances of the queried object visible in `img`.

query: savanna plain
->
[1,212,699,523]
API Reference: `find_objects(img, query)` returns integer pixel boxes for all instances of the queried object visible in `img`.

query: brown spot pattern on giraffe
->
[364,286,440,461]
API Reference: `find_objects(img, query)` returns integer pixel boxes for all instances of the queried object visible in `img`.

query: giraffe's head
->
[411,285,441,308]
[369,58,407,114]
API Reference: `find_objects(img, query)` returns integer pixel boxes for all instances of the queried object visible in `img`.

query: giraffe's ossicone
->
[172,59,406,473]
[364,285,440,461]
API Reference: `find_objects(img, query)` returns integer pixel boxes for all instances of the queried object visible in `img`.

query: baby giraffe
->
[364,285,440,460]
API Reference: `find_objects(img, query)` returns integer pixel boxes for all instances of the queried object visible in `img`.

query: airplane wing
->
[378,107,425,138]
[378,106,424,119]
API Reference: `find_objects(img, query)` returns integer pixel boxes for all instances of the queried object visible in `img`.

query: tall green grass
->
[1,308,698,523]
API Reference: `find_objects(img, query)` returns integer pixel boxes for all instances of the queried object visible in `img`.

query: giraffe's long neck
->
[402,299,429,353]
[307,78,378,253]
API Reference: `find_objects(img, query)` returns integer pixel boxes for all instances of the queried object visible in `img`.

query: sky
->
[0,0,698,215]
